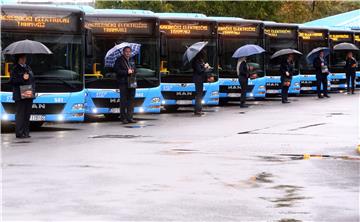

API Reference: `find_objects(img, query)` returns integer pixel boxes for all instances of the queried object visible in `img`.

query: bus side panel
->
[85,87,161,115]
[250,77,266,98]
[328,73,347,91]
[1,90,85,122]
[356,71,360,88]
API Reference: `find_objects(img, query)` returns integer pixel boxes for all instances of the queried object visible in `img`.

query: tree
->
[95,0,360,23]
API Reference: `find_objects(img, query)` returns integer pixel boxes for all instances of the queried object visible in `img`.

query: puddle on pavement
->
[260,184,310,209]
[278,219,302,222]
[288,123,326,131]
[258,154,360,162]
[123,124,155,129]
[89,134,144,139]
[161,148,200,155]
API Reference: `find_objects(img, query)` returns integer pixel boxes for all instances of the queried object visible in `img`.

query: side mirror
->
[85,29,93,58]
[160,31,167,58]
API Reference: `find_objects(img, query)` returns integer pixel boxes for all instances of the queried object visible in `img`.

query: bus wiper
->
[35,76,77,89]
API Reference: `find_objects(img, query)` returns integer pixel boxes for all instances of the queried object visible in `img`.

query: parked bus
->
[84,9,161,118]
[157,13,219,111]
[328,29,354,91]
[263,22,301,96]
[212,17,266,103]
[353,31,360,88]
[1,4,85,125]
[298,27,330,93]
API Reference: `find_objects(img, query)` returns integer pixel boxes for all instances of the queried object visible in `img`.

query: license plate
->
[266,90,280,94]
[176,100,192,105]
[301,87,312,90]
[30,115,45,121]
[110,108,120,113]
[228,93,241,97]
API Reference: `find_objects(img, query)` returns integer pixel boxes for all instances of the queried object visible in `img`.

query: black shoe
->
[127,119,137,123]
[282,101,291,104]
[351,91,355,94]
[240,104,249,108]
[324,95,330,98]
[122,119,129,124]
[24,135,31,138]
[194,112,204,116]
[318,95,324,99]
[16,135,26,139]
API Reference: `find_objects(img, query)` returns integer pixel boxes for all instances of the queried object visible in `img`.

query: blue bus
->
[84,10,161,118]
[212,17,266,103]
[157,13,219,111]
[354,31,360,88]
[1,4,85,126]
[298,27,330,93]
[328,29,354,91]
[263,22,301,96]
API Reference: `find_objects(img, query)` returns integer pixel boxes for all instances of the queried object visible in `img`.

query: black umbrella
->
[333,42,359,51]
[270,48,303,60]
[2,39,52,55]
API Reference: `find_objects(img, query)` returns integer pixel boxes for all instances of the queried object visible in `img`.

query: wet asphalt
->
[1,92,359,221]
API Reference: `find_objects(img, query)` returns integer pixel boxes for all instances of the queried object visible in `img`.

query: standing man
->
[313,50,330,98]
[280,54,294,104]
[345,51,358,94]
[10,54,35,138]
[192,50,209,116]
[114,46,137,124]
[236,57,249,108]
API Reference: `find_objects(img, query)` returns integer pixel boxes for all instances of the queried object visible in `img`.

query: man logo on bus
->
[176,91,192,96]
[32,104,46,109]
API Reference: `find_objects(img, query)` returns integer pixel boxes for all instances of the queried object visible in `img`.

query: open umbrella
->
[333,42,359,51]
[306,47,330,64]
[104,42,141,68]
[2,39,52,54]
[232,44,265,58]
[182,41,208,64]
[270,48,303,60]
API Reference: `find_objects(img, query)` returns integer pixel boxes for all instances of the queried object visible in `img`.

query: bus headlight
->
[138,107,145,113]
[2,114,9,121]
[72,103,84,110]
[294,83,300,87]
[161,100,166,105]
[92,108,98,113]
[201,100,205,104]
[211,91,219,96]
[57,115,64,121]
[151,97,161,103]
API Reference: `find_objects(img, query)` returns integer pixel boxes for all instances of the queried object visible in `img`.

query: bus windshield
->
[1,32,83,93]
[161,37,217,83]
[85,36,159,89]
[299,40,329,74]
[265,38,298,76]
[219,38,264,79]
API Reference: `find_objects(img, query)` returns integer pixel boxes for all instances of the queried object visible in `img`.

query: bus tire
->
[104,114,120,120]
[164,105,179,112]
[30,122,44,129]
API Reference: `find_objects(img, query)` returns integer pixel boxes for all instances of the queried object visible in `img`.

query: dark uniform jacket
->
[238,61,249,78]
[345,57,357,75]
[313,56,328,76]
[192,59,207,82]
[114,55,135,85]
[9,63,35,101]
[280,60,294,82]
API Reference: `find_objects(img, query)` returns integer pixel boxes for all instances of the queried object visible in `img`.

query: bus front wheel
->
[163,105,179,112]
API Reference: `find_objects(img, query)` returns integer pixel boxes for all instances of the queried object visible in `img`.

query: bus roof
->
[156,13,216,22]
[87,9,158,19]
[263,22,299,28]
[210,16,264,25]
[328,29,355,34]
[299,26,329,32]
[1,3,84,14]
